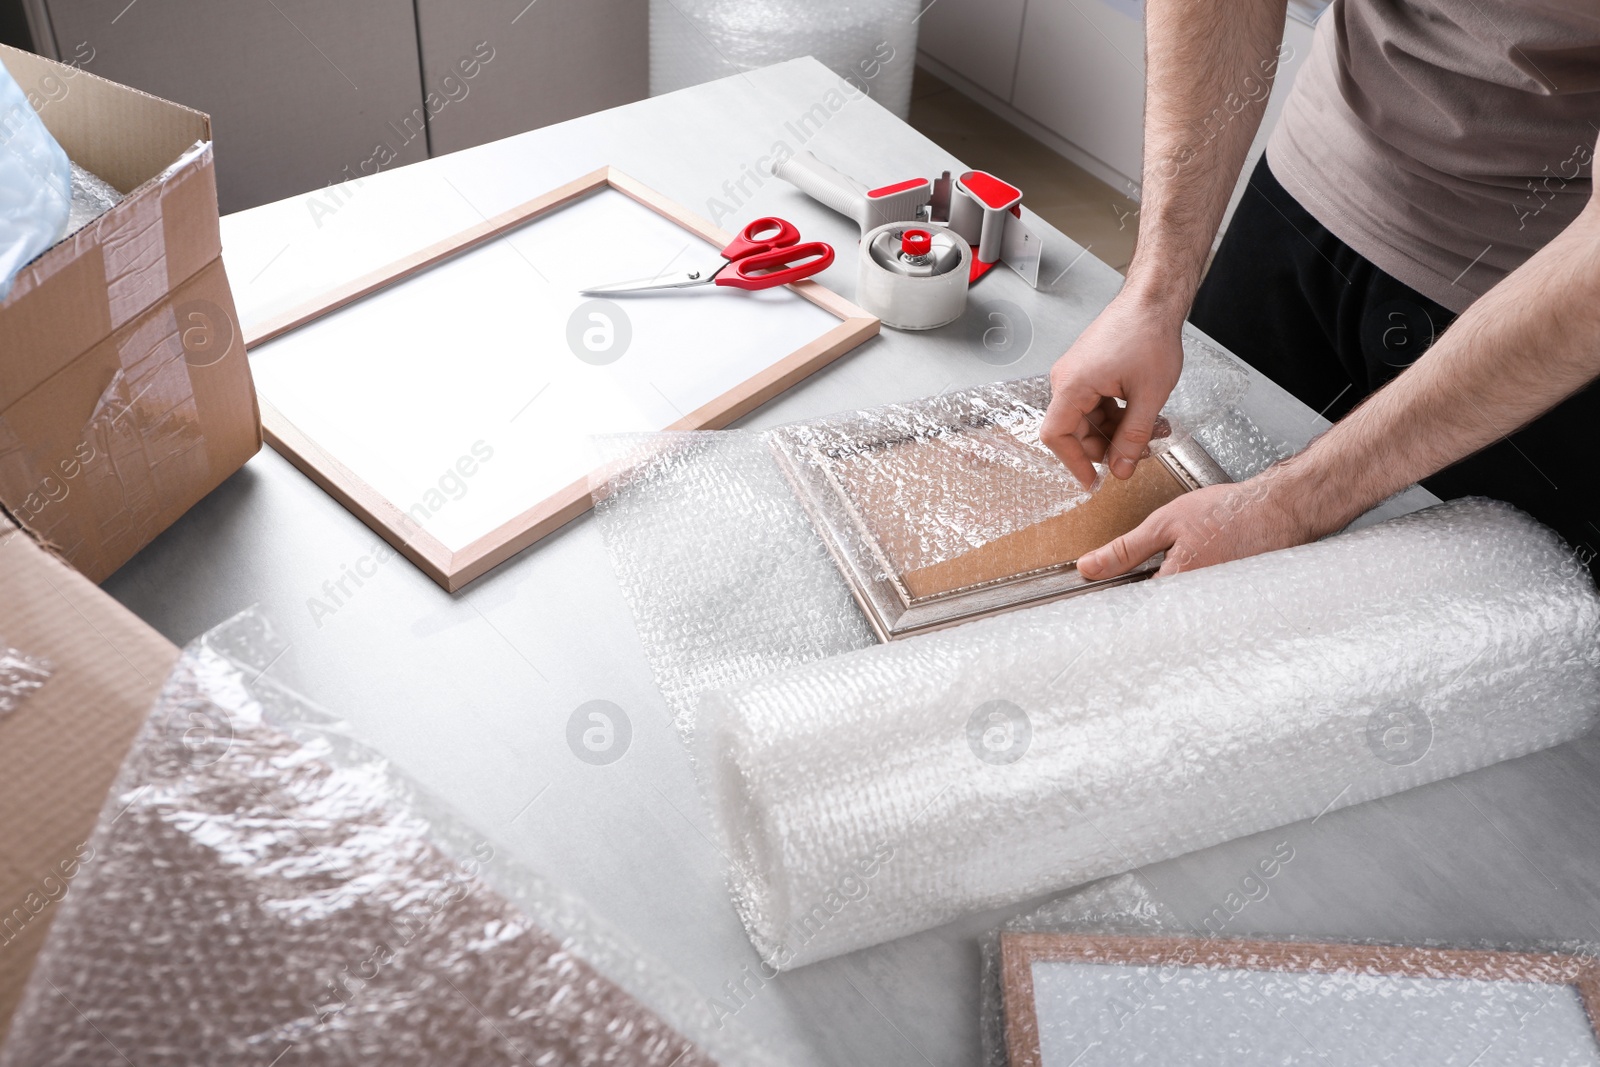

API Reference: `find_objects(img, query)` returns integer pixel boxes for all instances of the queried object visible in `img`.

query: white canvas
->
[248,187,844,553]
[1031,959,1600,1066]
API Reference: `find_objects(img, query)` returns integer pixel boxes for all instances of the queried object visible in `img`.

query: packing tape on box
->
[0,609,780,1067]
[1,142,204,311]
[65,162,123,239]
[690,498,1600,969]
[0,144,206,524]
[0,310,209,574]
[99,185,168,328]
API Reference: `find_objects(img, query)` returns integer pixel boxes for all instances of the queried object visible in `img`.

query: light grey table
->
[106,59,1600,1066]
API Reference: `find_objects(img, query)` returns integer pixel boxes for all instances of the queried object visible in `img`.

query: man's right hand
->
[1039,293,1186,488]
[1031,0,1291,487]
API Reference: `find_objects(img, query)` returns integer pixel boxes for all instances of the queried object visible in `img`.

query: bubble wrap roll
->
[695,499,1600,969]
[650,0,922,118]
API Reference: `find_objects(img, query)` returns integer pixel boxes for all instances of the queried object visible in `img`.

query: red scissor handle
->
[715,241,835,290]
[721,216,801,260]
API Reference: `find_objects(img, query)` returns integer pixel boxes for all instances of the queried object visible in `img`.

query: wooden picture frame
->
[999,932,1600,1067]
[243,166,879,591]
[771,419,1231,641]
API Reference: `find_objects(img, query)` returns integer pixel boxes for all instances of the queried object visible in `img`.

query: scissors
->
[580,216,834,295]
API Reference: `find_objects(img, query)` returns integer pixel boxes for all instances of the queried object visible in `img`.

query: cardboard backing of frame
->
[826,433,1189,600]
[903,460,1184,598]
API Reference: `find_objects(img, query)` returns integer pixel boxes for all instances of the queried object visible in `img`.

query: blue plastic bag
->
[0,62,71,300]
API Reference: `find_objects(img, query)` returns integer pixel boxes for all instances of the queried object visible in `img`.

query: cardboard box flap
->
[0,514,179,1044]
[0,44,209,196]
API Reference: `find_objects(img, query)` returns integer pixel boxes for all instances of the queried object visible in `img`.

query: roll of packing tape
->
[856,222,970,331]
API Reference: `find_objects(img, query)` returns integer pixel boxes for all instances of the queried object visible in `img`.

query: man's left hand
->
[1076,471,1322,580]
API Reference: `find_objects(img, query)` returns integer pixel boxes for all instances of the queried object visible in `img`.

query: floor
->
[907,67,1141,273]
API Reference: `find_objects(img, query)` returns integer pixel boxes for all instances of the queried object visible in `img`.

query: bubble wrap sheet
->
[64,160,123,238]
[764,337,1243,577]
[980,877,1600,1067]
[691,499,1600,968]
[0,611,779,1067]
[650,0,922,117]
[0,642,50,718]
[595,348,1247,736]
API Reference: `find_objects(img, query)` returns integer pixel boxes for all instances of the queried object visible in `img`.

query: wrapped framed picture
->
[771,388,1230,641]
[999,932,1600,1067]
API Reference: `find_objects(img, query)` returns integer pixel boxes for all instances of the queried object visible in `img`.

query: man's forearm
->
[1126,0,1290,319]
[1274,198,1600,533]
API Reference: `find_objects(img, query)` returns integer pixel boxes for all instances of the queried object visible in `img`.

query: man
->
[1041,0,1600,585]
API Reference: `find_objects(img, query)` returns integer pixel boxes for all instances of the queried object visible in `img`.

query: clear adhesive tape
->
[856,222,970,330]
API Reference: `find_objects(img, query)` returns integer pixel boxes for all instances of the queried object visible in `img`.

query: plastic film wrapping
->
[0,609,780,1067]
[649,0,922,118]
[772,335,1243,576]
[64,160,124,239]
[771,381,1091,575]
[690,498,1600,969]
[979,877,1600,1067]
[1190,404,1292,481]
[0,59,70,299]
[978,870,1187,1067]
[595,429,876,739]
[0,642,50,717]
[594,344,1249,734]
[0,328,210,573]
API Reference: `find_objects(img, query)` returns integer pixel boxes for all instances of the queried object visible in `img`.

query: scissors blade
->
[579,268,716,295]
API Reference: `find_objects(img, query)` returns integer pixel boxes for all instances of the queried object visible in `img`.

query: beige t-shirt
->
[1267,0,1599,313]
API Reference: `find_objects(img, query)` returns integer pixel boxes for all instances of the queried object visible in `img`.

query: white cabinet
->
[40,0,428,213]
[417,0,647,157]
[916,0,1030,100]
[1013,0,1147,187]
[23,0,649,212]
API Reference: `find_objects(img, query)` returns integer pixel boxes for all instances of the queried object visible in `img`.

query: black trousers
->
[1191,157,1600,584]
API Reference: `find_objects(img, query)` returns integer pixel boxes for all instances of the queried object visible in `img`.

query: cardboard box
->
[0,43,260,583]
[0,513,179,1046]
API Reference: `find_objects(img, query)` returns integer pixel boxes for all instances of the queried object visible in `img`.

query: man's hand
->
[1076,469,1322,580]
[1084,157,1600,584]
[1033,0,1289,490]
[1040,295,1185,488]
